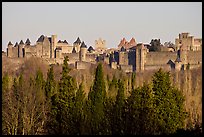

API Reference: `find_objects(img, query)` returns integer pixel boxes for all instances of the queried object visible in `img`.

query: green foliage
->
[35,69,45,92]
[45,66,56,99]
[88,63,107,134]
[152,68,187,135]
[72,82,86,135]
[2,73,10,92]
[3,61,190,135]
[112,79,126,135]
[49,56,77,135]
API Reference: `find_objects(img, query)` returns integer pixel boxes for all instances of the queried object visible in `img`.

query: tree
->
[112,79,126,135]
[45,65,56,99]
[2,74,20,135]
[50,56,77,135]
[152,68,187,135]
[108,74,118,98]
[88,63,107,135]
[150,39,162,52]
[73,82,86,134]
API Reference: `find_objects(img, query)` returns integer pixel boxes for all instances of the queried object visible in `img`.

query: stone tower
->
[73,37,81,53]
[95,38,106,49]
[136,43,146,72]
[7,41,13,57]
[180,45,188,70]
[51,35,57,58]
[79,41,87,62]
[174,49,182,71]
[119,46,127,65]
[55,47,62,59]
[18,40,24,58]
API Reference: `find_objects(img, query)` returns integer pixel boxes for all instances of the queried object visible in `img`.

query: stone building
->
[6,32,202,72]
[94,38,107,54]
[118,37,137,50]
[175,32,202,51]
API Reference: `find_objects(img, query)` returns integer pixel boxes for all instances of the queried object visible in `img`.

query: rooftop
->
[74,37,81,44]
[80,41,87,48]
[19,40,24,45]
[37,35,45,42]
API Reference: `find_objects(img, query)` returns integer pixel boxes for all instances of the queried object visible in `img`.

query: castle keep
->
[6,32,202,72]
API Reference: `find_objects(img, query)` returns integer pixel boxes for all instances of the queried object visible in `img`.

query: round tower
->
[79,41,87,62]
[51,35,57,58]
[73,37,81,53]
[18,40,24,58]
[7,41,13,57]
[119,46,126,65]
[180,45,188,66]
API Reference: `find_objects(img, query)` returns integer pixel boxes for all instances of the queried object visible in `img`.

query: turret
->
[136,43,146,72]
[180,45,187,65]
[18,40,24,58]
[25,38,31,45]
[73,37,81,52]
[55,47,62,59]
[119,46,127,65]
[79,41,87,62]
[51,35,57,58]
[7,41,13,57]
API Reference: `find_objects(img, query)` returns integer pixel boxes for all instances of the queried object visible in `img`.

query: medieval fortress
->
[6,32,202,72]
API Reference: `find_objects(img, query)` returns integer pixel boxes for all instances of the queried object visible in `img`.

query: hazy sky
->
[2,2,202,51]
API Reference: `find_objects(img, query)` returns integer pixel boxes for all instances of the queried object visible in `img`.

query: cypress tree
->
[113,79,125,135]
[45,65,56,99]
[73,82,86,135]
[51,56,77,135]
[88,63,106,135]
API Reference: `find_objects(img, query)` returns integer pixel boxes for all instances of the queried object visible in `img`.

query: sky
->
[2,2,202,51]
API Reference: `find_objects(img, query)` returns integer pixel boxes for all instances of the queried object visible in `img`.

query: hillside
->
[2,55,202,129]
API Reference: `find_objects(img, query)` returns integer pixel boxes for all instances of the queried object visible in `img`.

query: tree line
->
[2,56,201,135]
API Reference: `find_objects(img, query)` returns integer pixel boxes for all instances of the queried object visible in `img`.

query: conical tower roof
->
[88,46,94,52]
[80,41,87,48]
[74,37,81,44]
[8,41,13,45]
[14,42,18,47]
[37,35,44,42]
[64,40,68,44]
[19,40,24,45]
[25,38,31,45]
